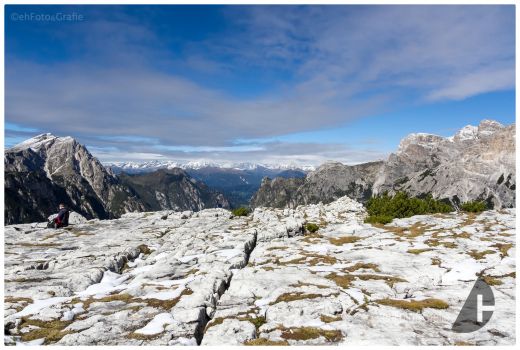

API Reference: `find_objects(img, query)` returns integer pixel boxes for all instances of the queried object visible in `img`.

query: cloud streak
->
[5,5,515,165]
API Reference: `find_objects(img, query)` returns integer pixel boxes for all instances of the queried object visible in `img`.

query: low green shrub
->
[460,201,487,213]
[364,214,393,225]
[365,192,453,224]
[232,207,250,217]
[305,223,319,233]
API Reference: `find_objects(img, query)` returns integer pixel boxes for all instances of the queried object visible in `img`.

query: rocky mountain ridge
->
[252,120,515,209]
[119,169,230,212]
[373,120,515,208]
[5,134,145,224]
[4,134,230,224]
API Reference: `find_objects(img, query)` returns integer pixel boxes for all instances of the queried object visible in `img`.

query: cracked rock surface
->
[4,197,515,345]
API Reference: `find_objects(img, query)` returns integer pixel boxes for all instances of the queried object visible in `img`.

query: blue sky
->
[5,5,515,165]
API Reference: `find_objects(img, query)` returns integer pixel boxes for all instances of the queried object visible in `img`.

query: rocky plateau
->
[4,196,515,346]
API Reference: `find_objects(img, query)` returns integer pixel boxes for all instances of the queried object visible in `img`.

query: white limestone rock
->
[201,319,256,345]
[3,198,515,346]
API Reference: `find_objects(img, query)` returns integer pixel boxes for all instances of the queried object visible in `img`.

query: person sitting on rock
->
[53,203,70,228]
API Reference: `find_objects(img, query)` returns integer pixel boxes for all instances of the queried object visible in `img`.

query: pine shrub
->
[232,207,250,217]
[365,192,453,224]
[460,201,486,213]
[305,223,319,233]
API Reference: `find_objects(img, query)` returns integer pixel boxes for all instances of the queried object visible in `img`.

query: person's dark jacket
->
[55,208,70,228]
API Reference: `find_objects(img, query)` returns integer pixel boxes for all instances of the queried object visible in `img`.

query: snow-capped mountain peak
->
[106,160,315,173]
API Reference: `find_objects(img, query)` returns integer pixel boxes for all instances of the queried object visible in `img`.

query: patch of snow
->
[454,125,478,141]
[77,271,129,297]
[127,254,144,268]
[60,304,85,321]
[16,338,46,346]
[130,264,155,275]
[14,296,71,318]
[214,249,243,260]
[134,313,174,335]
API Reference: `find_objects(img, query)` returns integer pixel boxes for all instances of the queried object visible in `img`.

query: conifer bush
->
[460,201,487,213]
[232,207,250,216]
[305,223,319,233]
[365,192,453,224]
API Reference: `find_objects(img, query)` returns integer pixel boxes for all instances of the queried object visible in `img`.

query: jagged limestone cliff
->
[252,120,515,209]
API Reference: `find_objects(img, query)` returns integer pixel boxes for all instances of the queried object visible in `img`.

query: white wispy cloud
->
[5,5,514,165]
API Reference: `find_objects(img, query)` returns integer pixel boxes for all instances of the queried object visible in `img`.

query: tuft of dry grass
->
[279,327,343,342]
[326,273,355,288]
[205,317,226,331]
[452,232,471,239]
[492,243,513,258]
[460,213,477,227]
[127,331,163,340]
[424,239,457,248]
[409,223,434,237]
[320,314,342,323]
[376,298,448,312]
[468,250,495,260]
[206,314,266,332]
[75,288,192,311]
[270,292,325,305]
[481,275,503,286]
[304,253,338,266]
[18,242,61,247]
[431,258,442,266]
[328,236,362,246]
[407,248,433,255]
[239,315,266,330]
[344,263,380,273]
[290,281,329,289]
[5,296,34,304]
[19,317,74,344]
[302,232,323,244]
[137,244,152,255]
[454,341,474,346]
[326,272,406,289]
[354,274,407,288]
[244,338,289,346]
[481,271,515,286]
[372,223,406,236]
[280,256,307,265]
[373,222,434,239]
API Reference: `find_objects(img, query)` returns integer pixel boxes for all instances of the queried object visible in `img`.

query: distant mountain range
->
[119,169,230,212]
[252,120,515,209]
[108,161,308,208]
[107,160,316,173]
[5,119,515,224]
